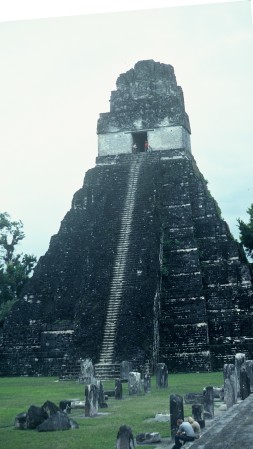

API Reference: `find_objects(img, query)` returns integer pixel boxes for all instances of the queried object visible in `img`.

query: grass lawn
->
[0,372,223,449]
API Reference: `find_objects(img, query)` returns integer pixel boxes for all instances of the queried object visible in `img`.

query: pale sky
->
[0,0,252,259]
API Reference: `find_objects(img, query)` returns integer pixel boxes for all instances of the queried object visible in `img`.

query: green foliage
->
[0,372,223,449]
[0,212,37,324]
[238,204,253,258]
[191,161,223,219]
[0,298,16,323]
[213,198,222,219]
[161,234,173,277]
[161,256,169,277]
[53,319,73,328]
[163,237,173,249]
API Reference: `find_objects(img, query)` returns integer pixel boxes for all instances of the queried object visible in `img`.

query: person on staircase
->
[144,140,152,152]
[171,418,195,449]
[187,416,201,439]
[132,143,138,154]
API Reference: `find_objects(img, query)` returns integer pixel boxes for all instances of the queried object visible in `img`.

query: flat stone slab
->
[155,413,170,422]
[136,432,161,444]
[76,412,110,419]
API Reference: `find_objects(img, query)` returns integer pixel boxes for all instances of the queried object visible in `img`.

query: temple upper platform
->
[97,60,191,156]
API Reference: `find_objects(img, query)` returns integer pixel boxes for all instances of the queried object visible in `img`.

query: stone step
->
[103,333,116,338]
[110,283,125,287]
[112,277,127,288]
[100,350,114,356]
[105,314,119,319]
[103,322,117,326]
[111,278,125,283]
[111,273,125,278]
[106,304,121,310]
[103,326,117,331]
[108,296,122,302]
[100,351,114,356]
[103,326,117,332]
[95,365,121,379]
[101,348,114,353]
[99,350,114,354]
[110,278,125,282]
[106,306,120,311]
[106,302,121,307]
[103,321,117,327]
[103,329,117,334]
[106,308,120,313]
[103,328,116,333]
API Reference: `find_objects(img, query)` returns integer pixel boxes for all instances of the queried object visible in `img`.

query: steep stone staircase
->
[95,155,144,379]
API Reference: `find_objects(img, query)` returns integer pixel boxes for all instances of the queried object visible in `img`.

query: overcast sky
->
[0,0,252,259]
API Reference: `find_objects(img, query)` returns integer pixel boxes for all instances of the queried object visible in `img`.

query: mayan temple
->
[1,60,253,377]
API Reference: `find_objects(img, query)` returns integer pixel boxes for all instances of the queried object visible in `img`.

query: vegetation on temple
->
[0,212,37,324]
[238,204,253,259]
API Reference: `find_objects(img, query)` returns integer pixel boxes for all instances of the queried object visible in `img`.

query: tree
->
[0,212,37,324]
[238,204,253,259]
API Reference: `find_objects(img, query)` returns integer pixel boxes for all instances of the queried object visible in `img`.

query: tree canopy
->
[0,212,37,324]
[238,204,253,259]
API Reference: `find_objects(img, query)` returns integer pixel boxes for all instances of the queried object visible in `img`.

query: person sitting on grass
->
[171,418,195,449]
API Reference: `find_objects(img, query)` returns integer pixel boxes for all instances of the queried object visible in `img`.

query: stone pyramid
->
[1,60,252,376]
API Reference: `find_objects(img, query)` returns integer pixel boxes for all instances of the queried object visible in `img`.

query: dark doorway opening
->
[132,132,147,153]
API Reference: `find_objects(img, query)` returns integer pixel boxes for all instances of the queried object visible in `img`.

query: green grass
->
[0,372,223,449]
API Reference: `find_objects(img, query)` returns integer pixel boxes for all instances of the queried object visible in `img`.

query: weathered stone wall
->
[158,151,253,371]
[158,151,210,371]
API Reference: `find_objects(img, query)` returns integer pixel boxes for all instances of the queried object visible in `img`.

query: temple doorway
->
[132,131,147,153]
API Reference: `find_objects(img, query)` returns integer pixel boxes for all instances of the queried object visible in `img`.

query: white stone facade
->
[149,126,191,152]
[97,125,191,156]
[98,131,132,156]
